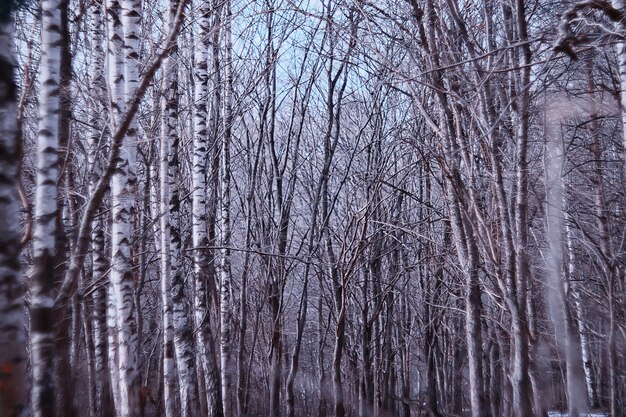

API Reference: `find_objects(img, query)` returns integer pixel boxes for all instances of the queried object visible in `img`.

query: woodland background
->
[0,1,625,417]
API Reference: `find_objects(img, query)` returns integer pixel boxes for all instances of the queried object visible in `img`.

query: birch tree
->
[0,3,27,416]
[88,2,114,416]
[161,0,199,415]
[108,0,142,414]
[7,1,626,416]
[160,11,178,415]
[192,0,223,415]
[220,2,234,415]
[31,1,62,415]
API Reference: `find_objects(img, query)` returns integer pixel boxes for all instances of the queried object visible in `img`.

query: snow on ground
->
[547,412,608,417]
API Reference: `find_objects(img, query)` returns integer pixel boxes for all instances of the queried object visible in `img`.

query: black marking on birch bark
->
[126,10,141,19]
[36,212,57,224]
[0,57,16,102]
[0,176,14,187]
[30,306,54,332]
[0,245,20,269]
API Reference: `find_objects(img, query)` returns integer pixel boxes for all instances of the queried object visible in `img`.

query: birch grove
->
[2,0,626,417]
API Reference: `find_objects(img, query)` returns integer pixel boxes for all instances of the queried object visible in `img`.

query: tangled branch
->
[554,0,625,59]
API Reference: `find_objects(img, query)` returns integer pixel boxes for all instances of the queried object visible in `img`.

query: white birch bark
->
[82,299,97,417]
[149,156,161,253]
[0,9,28,417]
[160,14,178,413]
[565,218,599,408]
[161,2,201,416]
[88,2,114,415]
[56,0,189,310]
[31,1,62,416]
[160,125,177,417]
[192,1,223,415]
[219,3,234,416]
[611,0,626,181]
[106,274,121,415]
[92,223,114,417]
[108,0,142,415]
[606,6,625,413]
[110,93,141,413]
[104,1,124,415]
[105,0,124,125]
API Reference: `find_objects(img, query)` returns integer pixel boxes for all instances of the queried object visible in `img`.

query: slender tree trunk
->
[463,245,489,417]
[31,1,63,416]
[88,3,113,414]
[159,2,185,414]
[413,3,490,412]
[424,284,443,417]
[82,299,97,417]
[265,10,285,411]
[192,1,223,415]
[586,59,620,416]
[236,85,268,417]
[510,3,534,414]
[607,281,619,417]
[527,285,547,417]
[333,286,346,417]
[105,2,124,413]
[0,8,28,416]
[160,75,178,417]
[162,2,199,415]
[107,275,121,415]
[565,217,599,409]
[220,3,234,415]
[318,288,329,417]
[54,2,78,416]
[108,0,143,415]
[611,0,626,182]
[283,30,317,417]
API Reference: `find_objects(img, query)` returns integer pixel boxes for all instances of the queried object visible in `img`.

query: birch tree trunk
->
[586,60,620,416]
[107,280,121,415]
[511,3,535,414]
[571,64,602,409]
[159,4,181,411]
[192,1,223,415]
[88,2,114,416]
[160,80,178,417]
[161,2,200,417]
[606,6,626,410]
[31,1,62,415]
[53,2,77,414]
[220,3,234,415]
[11,2,626,417]
[610,0,626,182]
[104,1,123,414]
[565,218,599,409]
[0,7,28,416]
[108,0,142,415]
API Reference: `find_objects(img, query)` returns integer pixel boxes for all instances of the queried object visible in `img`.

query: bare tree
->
[9,1,626,417]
